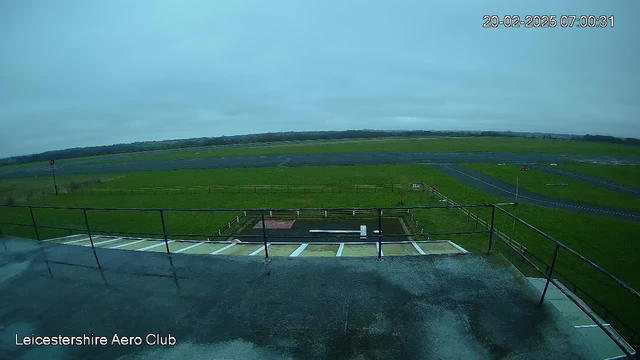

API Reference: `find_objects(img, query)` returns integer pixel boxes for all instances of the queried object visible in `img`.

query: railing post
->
[29,206,40,241]
[377,208,383,259]
[261,213,269,258]
[82,209,94,249]
[487,205,496,253]
[539,244,560,305]
[159,210,170,254]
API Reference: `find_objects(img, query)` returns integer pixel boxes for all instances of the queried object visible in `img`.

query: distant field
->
[462,163,640,211]
[53,136,640,166]
[0,173,119,203]
[1,163,638,338]
[558,164,640,189]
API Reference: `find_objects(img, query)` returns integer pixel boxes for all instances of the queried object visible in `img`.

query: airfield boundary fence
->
[0,202,637,357]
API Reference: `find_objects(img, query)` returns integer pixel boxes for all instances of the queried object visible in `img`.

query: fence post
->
[261,213,269,258]
[377,208,383,259]
[82,209,94,249]
[159,210,170,254]
[487,205,496,253]
[539,244,560,305]
[29,206,41,241]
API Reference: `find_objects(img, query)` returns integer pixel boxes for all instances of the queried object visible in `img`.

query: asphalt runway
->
[2,152,640,179]
[429,164,640,223]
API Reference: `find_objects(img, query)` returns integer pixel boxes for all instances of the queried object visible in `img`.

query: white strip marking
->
[86,237,122,247]
[109,239,145,249]
[249,244,269,256]
[45,234,80,242]
[136,241,173,251]
[447,240,469,254]
[376,242,384,256]
[336,243,345,257]
[174,242,204,253]
[290,243,309,257]
[211,243,236,255]
[63,237,90,245]
[412,241,426,255]
[574,324,610,329]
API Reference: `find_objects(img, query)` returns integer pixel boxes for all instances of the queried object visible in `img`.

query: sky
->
[0,0,638,158]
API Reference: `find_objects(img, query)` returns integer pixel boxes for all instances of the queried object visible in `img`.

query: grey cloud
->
[1,0,639,157]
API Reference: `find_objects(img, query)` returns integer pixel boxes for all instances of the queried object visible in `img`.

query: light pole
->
[50,159,58,195]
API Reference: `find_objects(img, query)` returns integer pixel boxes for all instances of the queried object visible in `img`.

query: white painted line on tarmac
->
[412,241,426,255]
[249,244,269,256]
[336,243,345,257]
[211,243,236,255]
[136,241,173,251]
[86,238,122,247]
[290,243,309,257]
[174,242,204,253]
[109,239,145,249]
[63,237,90,245]
[376,242,384,257]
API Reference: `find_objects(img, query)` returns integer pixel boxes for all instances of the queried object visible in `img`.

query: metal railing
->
[0,203,498,249]
[492,205,638,358]
[0,201,638,358]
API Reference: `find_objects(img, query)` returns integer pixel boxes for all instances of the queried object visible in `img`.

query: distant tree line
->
[582,134,640,146]
[1,130,638,166]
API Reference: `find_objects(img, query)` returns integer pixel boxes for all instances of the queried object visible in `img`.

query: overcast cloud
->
[0,0,638,157]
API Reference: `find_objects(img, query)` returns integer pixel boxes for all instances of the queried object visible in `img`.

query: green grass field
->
[1,163,639,341]
[558,163,640,189]
[48,136,640,166]
[0,173,120,203]
[462,163,640,211]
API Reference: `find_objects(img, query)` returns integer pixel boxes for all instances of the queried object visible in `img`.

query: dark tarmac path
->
[429,164,640,223]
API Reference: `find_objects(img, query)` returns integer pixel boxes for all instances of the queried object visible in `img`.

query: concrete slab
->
[216,243,262,256]
[300,244,339,257]
[527,278,635,359]
[341,244,378,257]
[0,236,599,360]
[382,243,420,256]
[146,241,195,253]
[577,326,630,360]
[93,238,132,249]
[549,299,596,326]
[418,242,462,254]
[115,240,158,251]
[266,245,299,257]
[180,241,228,254]
[47,234,87,243]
